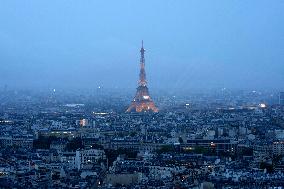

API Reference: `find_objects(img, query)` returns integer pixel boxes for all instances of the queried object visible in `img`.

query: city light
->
[259,103,266,108]
[143,95,150,100]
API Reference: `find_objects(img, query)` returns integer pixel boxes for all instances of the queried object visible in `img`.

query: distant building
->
[0,135,33,149]
[80,119,88,126]
[275,130,284,139]
[184,139,237,154]
[106,173,141,186]
[273,141,284,155]
[75,148,105,170]
[280,92,284,105]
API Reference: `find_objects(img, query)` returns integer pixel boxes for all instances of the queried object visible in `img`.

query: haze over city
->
[2,1,284,188]
[1,1,283,91]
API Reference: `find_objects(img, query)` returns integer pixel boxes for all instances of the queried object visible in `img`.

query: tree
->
[33,136,57,149]
[65,137,84,151]
[193,146,208,154]
[130,131,137,137]
[260,162,273,173]
[157,145,175,154]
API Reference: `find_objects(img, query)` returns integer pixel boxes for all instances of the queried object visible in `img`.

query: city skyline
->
[1,1,284,188]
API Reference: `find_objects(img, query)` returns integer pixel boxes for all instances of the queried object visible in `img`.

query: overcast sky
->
[0,0,283,91]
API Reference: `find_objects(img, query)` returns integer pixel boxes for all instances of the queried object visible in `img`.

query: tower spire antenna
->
[142,40,144,48]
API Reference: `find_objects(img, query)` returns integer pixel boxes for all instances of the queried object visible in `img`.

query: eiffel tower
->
[126,41,158,113]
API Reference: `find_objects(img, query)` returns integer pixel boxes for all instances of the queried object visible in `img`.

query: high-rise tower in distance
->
[126,41,158,113]
[280,92,284,105]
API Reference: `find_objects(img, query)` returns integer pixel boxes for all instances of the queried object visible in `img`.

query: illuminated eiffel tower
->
[126,41,158,113]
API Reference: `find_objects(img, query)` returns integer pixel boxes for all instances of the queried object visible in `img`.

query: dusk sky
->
[0,1,283,91]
